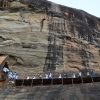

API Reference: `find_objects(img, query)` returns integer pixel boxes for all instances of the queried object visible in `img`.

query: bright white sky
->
[49,0,100,18]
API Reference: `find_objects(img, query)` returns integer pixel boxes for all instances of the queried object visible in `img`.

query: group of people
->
[27,75,36,79]
[72,72,82,78]
[28,71,95,79]
[26,73,68,79]
[72,71,96,78]
[44,73,67,79]
[87,71,96,77]
[2,67,18,79]
[45,73,52,79]
[27,73,53,79]
[2,66,96,80]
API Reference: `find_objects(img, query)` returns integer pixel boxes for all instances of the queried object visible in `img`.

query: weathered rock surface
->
[0,0,100,73]
[1,83,100,100]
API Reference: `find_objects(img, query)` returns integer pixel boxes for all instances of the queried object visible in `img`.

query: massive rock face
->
[0,0,100,72]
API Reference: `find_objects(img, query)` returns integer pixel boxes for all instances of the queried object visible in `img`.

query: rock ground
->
[0,82,100,100]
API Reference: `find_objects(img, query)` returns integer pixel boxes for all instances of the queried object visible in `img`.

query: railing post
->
[41,78,43,87]
[72,78,74,86]
[62,76,63,86]
[6,0,7,7]
[90,75,94,84]
[21,79,24,86]
[31,79,33,87]
[3,0,4,7]
[51,77,53,85]
[81,76,83,84]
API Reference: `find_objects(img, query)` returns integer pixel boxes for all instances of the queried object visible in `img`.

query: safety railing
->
[13,71,100,80]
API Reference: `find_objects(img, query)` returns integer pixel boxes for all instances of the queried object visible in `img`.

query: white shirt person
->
[46,74,48,79]
[59,74,61,78]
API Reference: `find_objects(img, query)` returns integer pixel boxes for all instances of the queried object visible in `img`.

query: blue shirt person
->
[91,71,95,77]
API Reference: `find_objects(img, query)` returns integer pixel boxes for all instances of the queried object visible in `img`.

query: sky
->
[49,0,100,18]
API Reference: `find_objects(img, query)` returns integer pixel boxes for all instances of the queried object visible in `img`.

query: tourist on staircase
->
[33,75,36,79]
[58,73,61,78]
[91,70,95,77]
[46,74,48,79]
[87,72,90,77]
[49,73,52,79]
[15,74,18,79]
[13,72,17,79]
[2,67,9,76]
[72,74,76,78]
[27,75,30,79]
[39,74,42,79]
[63,73,68,78]
[78,72,82,78]
[8,71,13,79]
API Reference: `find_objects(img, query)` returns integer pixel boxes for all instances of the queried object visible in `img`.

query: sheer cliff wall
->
[0,0,100,72]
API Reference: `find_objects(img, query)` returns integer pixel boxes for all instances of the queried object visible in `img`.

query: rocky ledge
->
[0,0,100,73]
